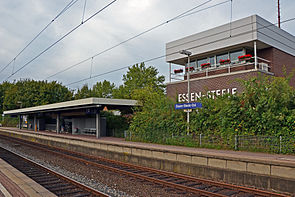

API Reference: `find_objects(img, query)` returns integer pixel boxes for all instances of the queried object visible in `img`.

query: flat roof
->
[3,97,139,115]
[166,15,295,64]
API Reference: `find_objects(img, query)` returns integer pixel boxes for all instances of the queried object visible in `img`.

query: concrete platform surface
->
[3,127,295,166]
[0,158,56,197]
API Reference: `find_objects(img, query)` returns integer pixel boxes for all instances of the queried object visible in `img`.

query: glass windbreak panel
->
[230,50,244,63]
[246,49,254,56]
[197,58,208,68]
[217,53,229,64]
[185,61,196,71]
[209,56,215,67]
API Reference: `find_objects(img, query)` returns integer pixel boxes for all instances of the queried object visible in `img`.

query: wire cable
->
[81,0,87,23]
[45,0,220,80]
[0,0,79,75]
[4,0,118,81]
[64,17,295,87]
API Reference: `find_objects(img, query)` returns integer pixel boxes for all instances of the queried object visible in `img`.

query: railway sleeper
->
[207,186,224,193]
[71,193,92,197]
[33,177,60,183]
[43,183,71,189]
[185,182,202,187]
[237,193,256,197]
[173,180,190,185]
[195,184,209,190]
[29,175,59,181]
[24,171,47,176]
[41,179,64,186]
[49,185,77,192]
[55,189,86,196]
[218,189,240,196]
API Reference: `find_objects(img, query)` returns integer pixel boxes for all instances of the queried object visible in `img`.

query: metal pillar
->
[96,111,101,138]
[34,115,37,132]
[187,55,190,135]
[56,113,60,134]
[169,63,171,82]
[19,115,22,129]
[254,41,257,70]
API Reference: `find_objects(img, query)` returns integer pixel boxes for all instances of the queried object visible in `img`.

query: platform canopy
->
[3,97,139,115]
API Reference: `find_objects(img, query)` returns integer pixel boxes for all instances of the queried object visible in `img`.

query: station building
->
[3,97,138,138]
[166,15,295,102]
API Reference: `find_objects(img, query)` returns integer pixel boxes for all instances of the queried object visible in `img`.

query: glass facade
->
[217,53,229,64]
[182,48,249,73]
[197,58,208,68]
[209,56,215,67]
[230,50,244,63]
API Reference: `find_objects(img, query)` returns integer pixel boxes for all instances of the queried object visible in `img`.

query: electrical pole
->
[278,0,281,28]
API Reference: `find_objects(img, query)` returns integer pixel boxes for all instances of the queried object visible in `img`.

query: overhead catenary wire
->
[45,0,223,80]
[0,0,79,75]
[65,17,295,87]
[81,0,87,23]
[4,0,118,81]
[229,0,233,37]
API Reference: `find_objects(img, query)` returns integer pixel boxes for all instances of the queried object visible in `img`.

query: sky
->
[0,0,294,91]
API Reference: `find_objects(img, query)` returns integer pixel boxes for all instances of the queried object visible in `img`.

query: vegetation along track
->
[0,146,108,197]
[0,133,291,197]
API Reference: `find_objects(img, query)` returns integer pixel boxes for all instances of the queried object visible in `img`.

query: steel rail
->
[0,130,291,197]
[0,146,109,197]
[0,135,224,196]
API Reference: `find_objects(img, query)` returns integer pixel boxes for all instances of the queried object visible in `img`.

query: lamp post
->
[17,101,22,129]
[179,50,192,135]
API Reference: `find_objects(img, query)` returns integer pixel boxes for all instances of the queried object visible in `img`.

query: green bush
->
[128,73,295,153]
[1,116,18,127]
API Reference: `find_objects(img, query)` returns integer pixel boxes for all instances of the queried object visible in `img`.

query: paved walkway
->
[2,127,295,166]
[0,159,56,197]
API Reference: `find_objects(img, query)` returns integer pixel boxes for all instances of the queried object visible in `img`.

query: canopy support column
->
[96,111,100,138]
[19,115,22,129]
[56,113,60,134]
[34,115,37,131]
[254,41,257,70]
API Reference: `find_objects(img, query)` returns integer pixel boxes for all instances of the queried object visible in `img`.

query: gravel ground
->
[0,138,194,197]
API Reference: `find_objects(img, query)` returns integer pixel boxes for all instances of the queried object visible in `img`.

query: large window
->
[217,53,229,64]
[209,56,215,67]
[185,61,196,70]
[197,58,208,68]
[230,50,244,63]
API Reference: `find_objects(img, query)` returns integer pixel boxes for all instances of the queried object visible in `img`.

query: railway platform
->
[0,158,56,197]
[0,127,295,195]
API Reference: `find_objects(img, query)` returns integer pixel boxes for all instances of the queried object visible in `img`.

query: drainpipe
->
[254,41,257,70]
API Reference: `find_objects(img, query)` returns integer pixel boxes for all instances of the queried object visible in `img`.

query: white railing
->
[170,56,271,81]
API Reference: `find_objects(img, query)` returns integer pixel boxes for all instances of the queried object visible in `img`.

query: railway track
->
[0,133,291,197]
[0,146,109,197]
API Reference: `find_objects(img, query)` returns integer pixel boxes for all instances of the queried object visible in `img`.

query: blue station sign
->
[174,102,202,110]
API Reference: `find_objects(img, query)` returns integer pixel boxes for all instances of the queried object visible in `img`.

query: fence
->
[234,135,295,154]
[126,132,295,154]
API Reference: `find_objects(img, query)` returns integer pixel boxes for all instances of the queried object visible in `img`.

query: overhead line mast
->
[46,0,230,80]
[4,0,118,82]
[278,0,281,28]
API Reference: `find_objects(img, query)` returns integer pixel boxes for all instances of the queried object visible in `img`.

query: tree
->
[2,79,73,111]
[92,80,115,98]
[74,84,92,100]
[0,82,11,114]
[129,86,185,142]
[113,63,165,99]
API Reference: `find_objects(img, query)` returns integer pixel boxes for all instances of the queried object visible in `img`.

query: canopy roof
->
[3,97,139,115]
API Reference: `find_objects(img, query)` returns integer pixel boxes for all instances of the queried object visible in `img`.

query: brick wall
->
[167,71,265,101]
[258,47,295,86]
[168,47,295,101]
